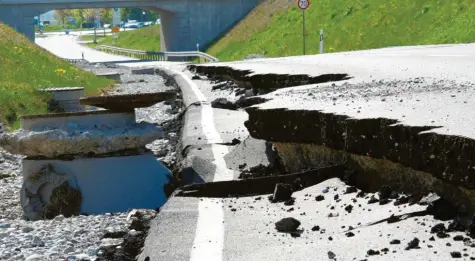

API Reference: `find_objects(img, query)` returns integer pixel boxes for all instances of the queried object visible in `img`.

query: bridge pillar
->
[0,6,39,41]
[154,0,259,53]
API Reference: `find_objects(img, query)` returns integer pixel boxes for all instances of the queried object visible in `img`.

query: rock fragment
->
[275,217,301,233]
[405,238,420,250]
[271,183,293,202]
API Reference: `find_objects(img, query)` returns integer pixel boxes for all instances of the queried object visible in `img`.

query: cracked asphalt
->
[36,35,475,261]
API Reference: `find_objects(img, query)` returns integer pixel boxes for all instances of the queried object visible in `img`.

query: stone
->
[63,246,75,254]
[390,239,401,244]
[21,226,34,233]
[211,98,238,110]
[272,183,293,202]
[315,195,325,201]
[275,217,301,232]
[345,186,357,194]
[311,225,320,231]
[431,223,446,234]
[327,251,336,259]
[32,236,45,247]
[25,254,44,261]
[378,185,392,200]
[405,238,420,250]
[0,223,10,228]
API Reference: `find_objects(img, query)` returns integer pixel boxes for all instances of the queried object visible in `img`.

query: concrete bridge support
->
[0,0,259,52]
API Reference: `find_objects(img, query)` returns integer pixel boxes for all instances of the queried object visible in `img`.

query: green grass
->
[84,25,161,51]
[35,24,80,32]
[207,0,475,61]
[0,23,114,130]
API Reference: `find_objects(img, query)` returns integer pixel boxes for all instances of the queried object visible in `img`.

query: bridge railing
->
[95,45,219,63]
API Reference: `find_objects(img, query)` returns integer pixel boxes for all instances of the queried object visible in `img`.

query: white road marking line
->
[170,69,232,261]
[427,54,468,57]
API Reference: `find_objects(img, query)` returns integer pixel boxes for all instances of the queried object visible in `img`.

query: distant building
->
[39,10,59,25]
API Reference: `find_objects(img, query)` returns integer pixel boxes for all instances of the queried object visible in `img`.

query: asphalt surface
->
[36,35,475,260]
[200,44,475,85]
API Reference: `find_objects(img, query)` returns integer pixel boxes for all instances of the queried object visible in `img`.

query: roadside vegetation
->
[83,25,161,51]
[207,0,475,61]
[0,23,114,129]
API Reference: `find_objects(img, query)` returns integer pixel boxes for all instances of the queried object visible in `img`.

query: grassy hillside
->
[208,0,475,61]
[84,25,161,51]
[0,23,114,129]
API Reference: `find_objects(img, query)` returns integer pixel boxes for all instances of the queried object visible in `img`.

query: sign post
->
[93,8,100,44]
[297,0,310,55]
[319,29,324,54]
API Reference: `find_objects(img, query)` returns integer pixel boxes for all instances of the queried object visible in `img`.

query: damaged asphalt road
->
[141,43,475,260]
[139,49,475,260]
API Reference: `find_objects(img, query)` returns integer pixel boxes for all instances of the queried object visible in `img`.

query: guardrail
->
[95,45,219,63]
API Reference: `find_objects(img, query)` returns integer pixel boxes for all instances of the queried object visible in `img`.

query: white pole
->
[319,29,324,54]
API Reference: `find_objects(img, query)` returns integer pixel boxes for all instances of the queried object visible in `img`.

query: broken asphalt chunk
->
[315,195,325,201]
[275,217,301,233]
[272,183,293,203]
[345,186,357,194]
[405,238,420,250]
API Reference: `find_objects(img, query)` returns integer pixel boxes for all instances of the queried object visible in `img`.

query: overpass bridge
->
[0,0,258,52]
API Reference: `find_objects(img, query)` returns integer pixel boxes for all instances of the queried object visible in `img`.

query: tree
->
[120,8,159,22]
[100,9,112,24]
[54,9,72,25]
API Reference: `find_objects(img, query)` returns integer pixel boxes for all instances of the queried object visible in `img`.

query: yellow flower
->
[54,68,66,74]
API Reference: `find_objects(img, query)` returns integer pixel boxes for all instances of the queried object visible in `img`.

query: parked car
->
[103,24,112,28]
[124,20,141,28]
[144,21,153,27]
[155,18,161,25]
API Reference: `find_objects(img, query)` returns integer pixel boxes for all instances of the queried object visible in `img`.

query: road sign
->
[111,26,120,33]
[112,8,121,26]
[298,0,310,10]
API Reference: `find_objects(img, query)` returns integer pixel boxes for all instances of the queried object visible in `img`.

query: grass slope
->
[208,0,475,61]
[0,23,113,129]
[85,25,161,51]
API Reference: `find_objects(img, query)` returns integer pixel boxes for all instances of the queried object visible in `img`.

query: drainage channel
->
[0,61,184,261]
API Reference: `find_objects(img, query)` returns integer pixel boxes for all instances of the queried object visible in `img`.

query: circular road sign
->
[298,0,310,10]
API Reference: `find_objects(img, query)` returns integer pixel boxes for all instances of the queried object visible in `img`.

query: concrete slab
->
[20,110,135,130]
[79,92,177,111]
[22,153,170,215]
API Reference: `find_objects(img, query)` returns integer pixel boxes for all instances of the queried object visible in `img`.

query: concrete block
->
[40,87,85,112]
[22,153,171,215]
[95,72,121,82]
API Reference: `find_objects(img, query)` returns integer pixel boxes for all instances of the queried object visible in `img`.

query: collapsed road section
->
[134,61,475,260]
[0,62,184,261]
